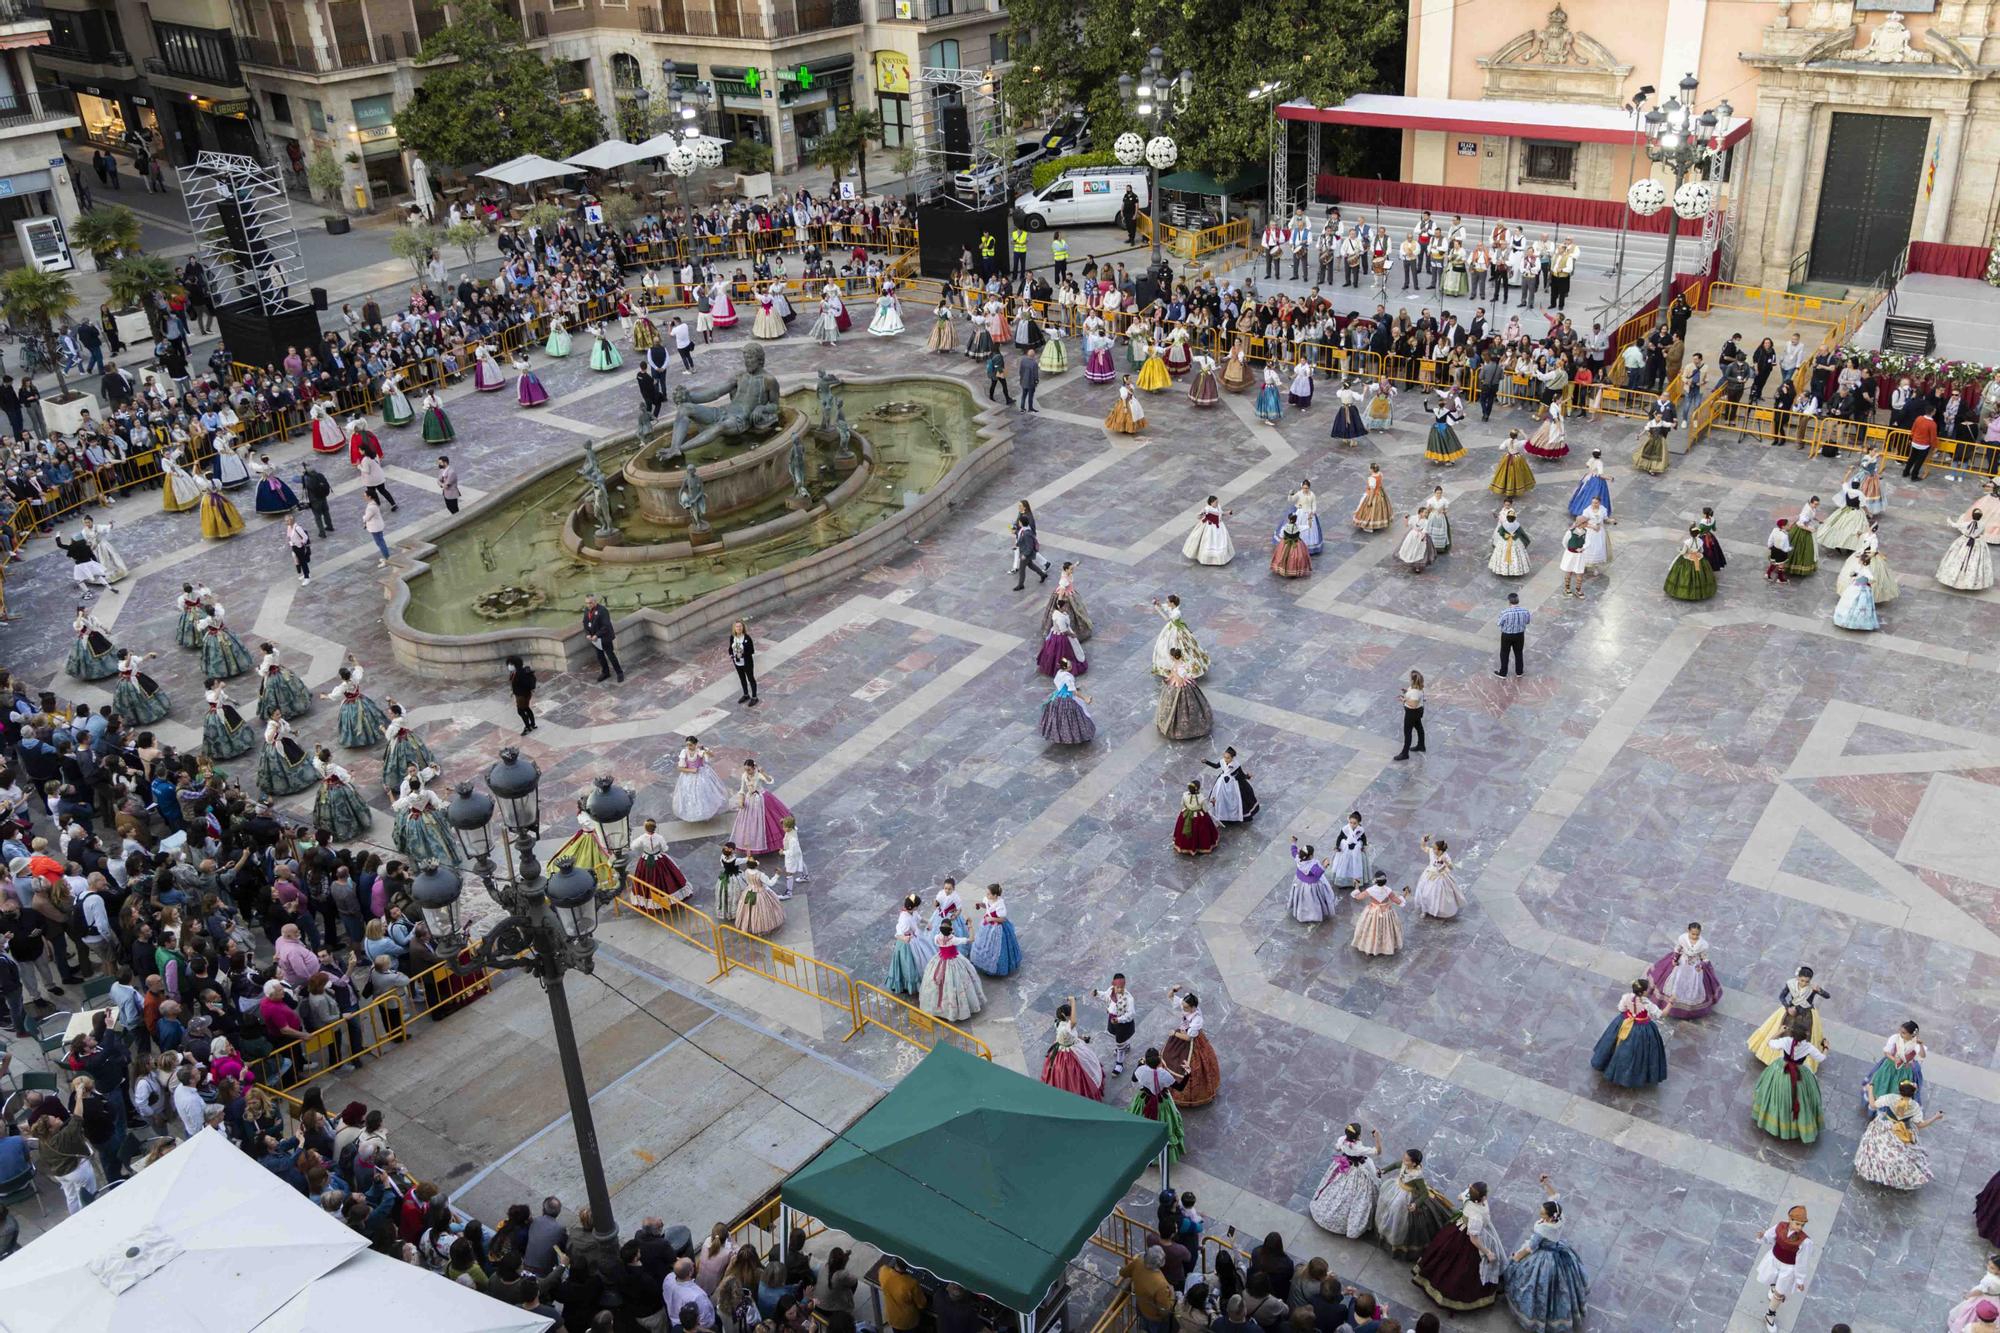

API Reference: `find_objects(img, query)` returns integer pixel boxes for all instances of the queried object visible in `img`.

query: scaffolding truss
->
[176,152,310,316]
[910,65,1007,204]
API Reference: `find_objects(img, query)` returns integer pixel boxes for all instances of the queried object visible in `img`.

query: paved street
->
[9,257,1998,1331]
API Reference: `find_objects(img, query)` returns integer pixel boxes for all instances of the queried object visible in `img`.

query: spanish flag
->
[1927,133,1941,196]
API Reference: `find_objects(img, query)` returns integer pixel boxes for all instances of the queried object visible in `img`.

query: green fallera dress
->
[1786,518,1818,576]
[1751,1035,1825,1142]
[1128,1065,1186,1162]
[1664,541,1717,601]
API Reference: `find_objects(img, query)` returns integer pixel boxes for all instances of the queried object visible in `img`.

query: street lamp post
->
[630,85,651,145]
[411,750,638,1245]
[1115,45,1194,288]
[1605,84,1653,281]
[1626,72,1732,332]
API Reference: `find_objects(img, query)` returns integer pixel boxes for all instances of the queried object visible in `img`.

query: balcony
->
[236,31,415,73]
[657,0,768,38]
[0,0,49,24]
[0,84,80,135]
[873,0,998,21]
[40,41,133,66]
[770,0,858,37]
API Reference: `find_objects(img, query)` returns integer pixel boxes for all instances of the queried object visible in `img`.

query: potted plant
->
[67,204,141,273]
[729,139,775,199]
[104,252,176,349]
[0,266,98,432]
[308,146,352,234]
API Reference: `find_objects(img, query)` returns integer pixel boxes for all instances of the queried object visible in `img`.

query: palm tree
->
[807,110,885,197]
[0,266,78,396]
[68,204,142,268]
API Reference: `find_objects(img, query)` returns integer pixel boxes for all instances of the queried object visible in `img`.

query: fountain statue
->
[834,402,856,463]
[815,369,844,437]
[678,467,712,535]
[787,431,811,507]
[660,343,783,463]
[577,441,617,540]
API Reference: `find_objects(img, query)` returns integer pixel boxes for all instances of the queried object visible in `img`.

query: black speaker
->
[939,104,971,173]
[214,299,325,371]
[917,200,1009,280]
[310,287,328,311]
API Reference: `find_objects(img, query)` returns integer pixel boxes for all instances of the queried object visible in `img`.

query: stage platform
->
[1854,271,2000,364]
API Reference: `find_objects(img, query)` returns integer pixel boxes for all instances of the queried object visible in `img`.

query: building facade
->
[28,0,1008,210]
[0,0,87,270]
[1388,0,2000,288]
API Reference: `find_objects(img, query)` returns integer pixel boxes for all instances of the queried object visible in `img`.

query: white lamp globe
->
[1626,178,1667,217]
[1113,131,1145,166]
[663,144,697,175]
[1144,136,1178,170]
[1672,180,1716,219]
[694,138,725,169]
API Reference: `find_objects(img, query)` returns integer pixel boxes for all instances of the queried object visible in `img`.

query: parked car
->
[1011,166,1151,231]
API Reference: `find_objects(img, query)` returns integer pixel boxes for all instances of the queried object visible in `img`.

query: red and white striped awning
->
[1278,94,1752,149]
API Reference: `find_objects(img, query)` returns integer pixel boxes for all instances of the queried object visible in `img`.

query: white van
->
[1011,167,1151,231]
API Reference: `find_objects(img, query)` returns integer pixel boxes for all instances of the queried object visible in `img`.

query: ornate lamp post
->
[410,749,637,1246]
[658,60,725,257]
[1115,45,1193,286]
[629,85,651,144]
[1624,72,1732,331]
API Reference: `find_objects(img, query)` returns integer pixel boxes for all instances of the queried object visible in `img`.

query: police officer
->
[1010,224,1029,283]
[978,230,997,279]
[1050,231,1069,284]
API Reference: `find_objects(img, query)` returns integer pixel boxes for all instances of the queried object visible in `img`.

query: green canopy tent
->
[778,1044,1170,1333]
[1154,167,1267,231]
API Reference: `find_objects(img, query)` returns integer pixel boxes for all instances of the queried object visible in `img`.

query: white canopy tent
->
[563,139,658,172]
[476,155,585,187]
[0,1131,547,1333]
[630,130,729,160]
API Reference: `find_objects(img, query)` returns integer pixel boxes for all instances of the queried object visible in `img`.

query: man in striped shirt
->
[1496,593,1530,678]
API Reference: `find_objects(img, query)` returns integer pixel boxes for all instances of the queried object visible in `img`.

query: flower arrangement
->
[1838,346,1999,391]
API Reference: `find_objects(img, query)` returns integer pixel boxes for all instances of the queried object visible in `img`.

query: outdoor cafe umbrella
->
[476,155,586,187]
[411,155,436,217]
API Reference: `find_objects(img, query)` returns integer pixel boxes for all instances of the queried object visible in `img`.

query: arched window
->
[925,39,959,71]
[610,52,641,90]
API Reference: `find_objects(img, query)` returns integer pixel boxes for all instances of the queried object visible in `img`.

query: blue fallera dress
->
[1255,373,1284,422]
[1275,501,1325,555]
[1501,1215,1590,1333]
[1832,567,1880,631]
[969,904,1021,976]
[1567,466,1612,517]
[1589,996,1668,1087]
[886,912,937,995]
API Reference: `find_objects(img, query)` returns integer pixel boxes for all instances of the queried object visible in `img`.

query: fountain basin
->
[621,408,817,527]
[383,374,1009,678]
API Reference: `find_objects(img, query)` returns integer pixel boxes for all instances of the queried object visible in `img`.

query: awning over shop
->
[1278,94,1751,150]
[781,1044,1168,1313]
[1156,167,1265,197]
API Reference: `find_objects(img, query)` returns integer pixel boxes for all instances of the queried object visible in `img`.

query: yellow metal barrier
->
[252,957,493,1109]
[620,877,727,973]
[727,1193,827,1255]
[715,921,864,1036]
[851,977,993,1060]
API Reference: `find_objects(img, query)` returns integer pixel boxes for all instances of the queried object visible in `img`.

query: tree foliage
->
[1000,0,1401,177]
[105,256,179,309]
[0,267,77,394]
[69,205,141,265]
[389,224,440,277]
[398,0,605,170]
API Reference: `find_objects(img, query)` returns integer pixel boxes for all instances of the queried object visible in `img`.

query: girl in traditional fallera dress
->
[1502,1177,1590,1333]
[1832,554,1880,631]
[1327,812,1369,887]
[258,712,316,797]
[1288,357,1314,411]
[1665,527,1717,601]
[589,323,623,371]
[1082,321,1115,383]
[1270,512,1312,578]
[966,303,996,359]
[1854,1081,1943,1189]
[1043,562,1092,640]
[67,607,118,680]
[1310,1124,1383,1238]
[1255,365,1285,423]
[1489,430,1535,498]
[1156,653,1214,742]
[420,389,454,446]
[1286,840,1339,923]
[1137,336,1173,393]
[1162,327,1192,377]
[1124,315,1151,374]
[867,284,905,337]
[347,417,383,467]
[1863,1021,1926,1109]
[1040,666,1095,745]
[1105,376,1145,434]
[926,298,956,353]
[1645,923,1722,1018]
[1413,835,1463,918]
[1816,478,1870,552]
[1937,510,1994,591]
[198,475,244,540]
[1524,398,1567,460]
[1589,979,1669,1088]
[1041,1000,1105,1100]
[1754,1207,1813,1331]
[380,702,437,790]
[309,400,346,454]
[1149,596,1209,676]
[1172,781,1220,855]
[1040,323,1068,375]
[731,759,792,856]
[1426,486,1452,553]
[202,680,254,760]
[1280,481,1324,554]
[1036,604,1088,677]
[1787,497,1821,578]
[630,818,689,898]
[161,449,204,513]
[1364,374,1397,430]
[1751,1016,1826,1143]
[734,859,786,936]
[196,602,254,679]
[391,767,458,866]
[1377,1148,1453,1259]
[752,287,786,340]
[970,883,1021,976]
[1398,508,1436,573]
[1354,463,1393,532]
[1634,397,1673,476]
[1424,393,1467,466]
[314,659,384,750]
[1202,748,1257,825]
[1838,529,1898,602]
[513,351,550,407]
[312,747,372,841]
[1328,386,1368,442]
[672,738,733,822]
[380,369,415,425]
[1578,498,1612,574]
[1349,873,1406,956]
[1220,338,1253,393]
[1412,1179,1508,1312]
[113,650,169,726]
[887,895,937,996]
[1182,498,1235,566]
[778,816,806,897]
[250,456,299,516]
[1129,1049,1186,1162]
[1185,352,1218,405]
[1748,967,1830,1067]
[1950,1259,2000,1333]
[1855,447,1887,516]
[810,287,841,346]
[709,278,738,329]
[543,314,572,358]
[921,920,984,1022]
[1489,507,1531,577]
[472,343,507,392]
[1567,451,1611,517]
[1162,987,1220,1107]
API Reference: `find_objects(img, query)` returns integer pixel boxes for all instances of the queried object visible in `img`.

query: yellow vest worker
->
[1051,236,1068,262]
[1011,228,1028,253]
[979,233,995,257]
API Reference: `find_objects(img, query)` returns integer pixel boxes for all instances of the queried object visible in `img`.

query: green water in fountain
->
[399,380,977,636]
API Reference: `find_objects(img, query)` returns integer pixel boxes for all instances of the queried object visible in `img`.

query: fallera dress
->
[1040,1018,1104,1100]
[1864,1032,1926,1108]
[1500,1204,1591,1333]
[1751,1034,1826,1142]
[1588,992,1668,1087]
[1376,1164,1453,1259]
[1182,505,1235,565]
[672,747,734,822]
[1308,1135,1380,1238]
[1129,1064,1186,1162]
[1171,790,1219,855]
[886,908,937,996]
[1162,1006,1220,1107]
[1853,1094,1933,1189]
[1411,1194,1507,1312]
[969,897,1021,976]
[1489,517,1531,577]
[1643,932,1721,1018]
[1155,668,1214,742]
[1664,538,1717,601]
[1286,851,1339,923]
[1039,670,1096,745]
[1413,847,1463,917]
[919,929,985,1022]
[730,771,792,855]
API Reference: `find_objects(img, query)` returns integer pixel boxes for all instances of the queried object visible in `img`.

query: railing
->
[257,958,494,1108]
[770,0,861,35]
[0,0,48,22]
[613,876,993,1061]
[1136,215,1252,265]
[660,0,764,37]
[728,1193,826,1255]
[0,87,76,129]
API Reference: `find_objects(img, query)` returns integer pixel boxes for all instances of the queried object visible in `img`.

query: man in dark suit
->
[581,593,623,683]
[1012,518,1048,591]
